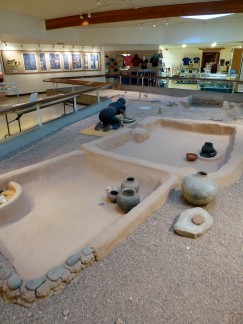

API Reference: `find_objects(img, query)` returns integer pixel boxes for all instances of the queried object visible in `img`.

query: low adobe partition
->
[82,117,243,188]
[0,150,178,307]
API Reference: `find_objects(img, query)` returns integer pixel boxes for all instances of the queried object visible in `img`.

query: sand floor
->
[0,90,242,323]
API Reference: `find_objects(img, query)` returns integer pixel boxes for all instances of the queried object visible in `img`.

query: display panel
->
[39,53,48,72]
[1,50,101,74]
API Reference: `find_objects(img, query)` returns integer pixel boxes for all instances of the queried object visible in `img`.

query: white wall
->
[0,9,241,93]
[1,9,243,47]
[0,43,105,94]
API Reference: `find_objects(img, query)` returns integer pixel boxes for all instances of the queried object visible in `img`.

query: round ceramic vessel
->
[107,190,119,203]
[200,142,217,158]
[181,171,219,205]
[117,188,140,213]
[186,153,198,161]
[121,177,139,192]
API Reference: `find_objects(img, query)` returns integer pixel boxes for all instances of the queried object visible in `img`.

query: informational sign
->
[63,52,70,70]
[49,53,61,70]
[90,53,100,69]
[84,53,89,69]
[39,53,47,71]
[71,53,82,70]
[23,52,37,71]
[1,51,101,74]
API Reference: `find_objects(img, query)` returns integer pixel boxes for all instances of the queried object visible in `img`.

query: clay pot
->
[181,171,219,205]
[121,177,139,192]
[200,142,217,158]
[186,153,198,161]
[117,188,140,213]
[107,189,119,203]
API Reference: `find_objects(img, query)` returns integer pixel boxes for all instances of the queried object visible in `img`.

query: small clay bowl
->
[186,153,198,161]
[107,189,119,203]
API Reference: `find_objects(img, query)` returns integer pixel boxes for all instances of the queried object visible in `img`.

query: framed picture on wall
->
[63,52,70,70]
[23,52,38,72]
[90,53,100,69]
[39,53,48,72]
[84,53,89,69]
[1,51,22,74]
[71,53,82,70]
[49,52,61,71]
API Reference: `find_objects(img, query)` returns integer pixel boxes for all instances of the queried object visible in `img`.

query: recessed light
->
[181,13,234,20]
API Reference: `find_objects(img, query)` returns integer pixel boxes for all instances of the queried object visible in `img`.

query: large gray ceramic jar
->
[181,171,219,205]
[117,188,140,213]
[121,177,139,192]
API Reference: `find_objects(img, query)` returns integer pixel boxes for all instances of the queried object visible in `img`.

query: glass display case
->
[198,73,235,93]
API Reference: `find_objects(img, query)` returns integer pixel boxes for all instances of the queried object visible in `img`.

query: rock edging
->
[0,245,95,307]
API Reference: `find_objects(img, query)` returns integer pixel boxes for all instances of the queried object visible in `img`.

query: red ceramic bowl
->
[186,153,198,161]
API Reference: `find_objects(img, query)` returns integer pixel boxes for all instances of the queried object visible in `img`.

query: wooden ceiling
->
[45,0,243,30]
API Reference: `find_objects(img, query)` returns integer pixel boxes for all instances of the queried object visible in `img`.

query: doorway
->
[201,51,220,72]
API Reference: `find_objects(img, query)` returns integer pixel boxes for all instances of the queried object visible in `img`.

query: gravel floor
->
[0,91,242,324]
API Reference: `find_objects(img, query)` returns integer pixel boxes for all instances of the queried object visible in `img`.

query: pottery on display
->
[121,177,139,192]
[117,188,140,213]
[107,189,119,203]
[200,142,217,158]
[181,171,219,205]
[186,153,198,161]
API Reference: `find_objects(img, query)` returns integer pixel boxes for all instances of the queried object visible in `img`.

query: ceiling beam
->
[45,0,243,30]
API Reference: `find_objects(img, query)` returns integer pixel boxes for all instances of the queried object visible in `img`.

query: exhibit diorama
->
[0,1,242,323]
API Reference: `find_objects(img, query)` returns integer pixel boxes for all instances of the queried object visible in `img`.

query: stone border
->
[0,245,95,307]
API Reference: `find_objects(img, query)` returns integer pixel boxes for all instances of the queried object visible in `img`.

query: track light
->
[88,12,91,18]
[80,14,84,19]
[166,20,169,26]
[52,44,55,48]
[5,42,7,46]
[153,23,156,27]
[140,24,143,30]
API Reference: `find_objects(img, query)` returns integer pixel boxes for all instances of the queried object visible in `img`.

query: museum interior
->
[0,1,243,320]
[0,0,243,95]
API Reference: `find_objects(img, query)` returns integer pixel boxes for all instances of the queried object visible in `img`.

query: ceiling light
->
[88,12,91,18]
[211,42,217,47]
[182,44,187,48]
[140,24,143,30]
[181,13,234,20]
[166,20,169,26]
[80,14,84,19]
[153,23,156,28]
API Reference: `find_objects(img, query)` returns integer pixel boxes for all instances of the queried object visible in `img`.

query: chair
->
[29,92,38,103]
